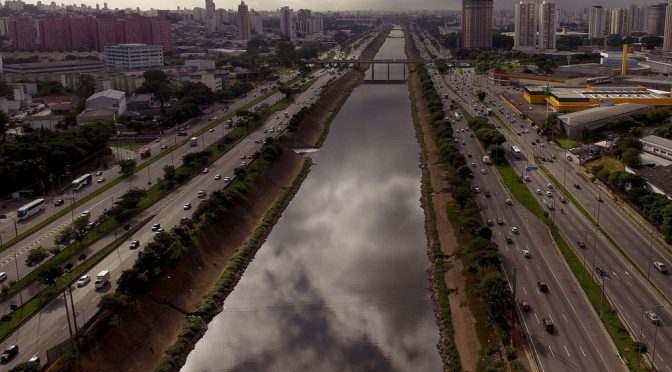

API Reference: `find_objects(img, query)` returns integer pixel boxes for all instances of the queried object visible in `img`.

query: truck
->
[190,137,198,147]
[482,155,492,165]
[95,270,110,289]
[140,147,151,159]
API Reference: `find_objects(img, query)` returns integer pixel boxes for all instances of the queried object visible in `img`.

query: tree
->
[37,263,63,286]
[97,293,129,311]
[480,271,512,313]
[477,91,486,101]
[163,165,176,181]
[76,74,96,98]
[8,361,40,372]
[622,148,642,167]
[0,111,7,141]
[25,246,49,267]
[72,215,91,245]
[118,159,137,177]
[540,112,558,135]
[334,31,348,45]
[54,226,74,247]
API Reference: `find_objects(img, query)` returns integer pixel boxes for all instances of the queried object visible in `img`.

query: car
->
[653,261,668,274]
[86,222,95,230]
[506,198,513,206]
[646,311,661,324]
[596,195,603,202]
[214,174,221,180]
[155,228,165,233]
[95,170,103,176]
[480,168,486,174]
[595,267,607,277]
[484,191,491,198]
[0,345,18,363]
[487,219,494,226]
[247,154,253,159]
[536,188,542,195]
[559,196,566,204]
[574,183,581,189]
[474,186,480,193]
[263,129,268,133]
[254,139,263,144]
[240,155,246,160]
[523,250,531,258]
[542,318,554,333]
[241,161,246,167]
[76,275,91,287]
[202,168,209,174]
[546,191,552,197]
[546,183,553,189]
[223,176,231,182]
[55,199,64,206]
[0,272,6,281]
[577,240,586,248]
[183,203,191,210]
[506,237,513,244]
[97,177,105,183]
[151,223,161,231]
[471,162,476,167]
[28,355,39,365]
[180,216,188,224]
[524,175,531,182]
[521,299,531,311]
[537,281,548,293]
[129,240,140,250]
[511,226,519,234]
[208,128,214,133]
[497,218,504,225]
[161,144,168,150]
[81,210,91,217]
[197,190,206,198]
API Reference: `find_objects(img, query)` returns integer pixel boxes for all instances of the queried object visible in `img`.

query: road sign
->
[526,166,539,172]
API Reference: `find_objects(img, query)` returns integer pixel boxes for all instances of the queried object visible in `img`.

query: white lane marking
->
[579,345,586,357]
[534,313,540,324]
[548,345,555,358]
[562,313,568,323]
[564,345,571,359]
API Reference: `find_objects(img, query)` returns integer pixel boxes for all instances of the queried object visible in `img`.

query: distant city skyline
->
[13,0,672,12]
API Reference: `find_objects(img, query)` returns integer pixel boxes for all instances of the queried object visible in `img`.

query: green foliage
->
[25,246,49,267]
[9,361,40,372]
[76,75,96,98]
[36,262,63,286]
[480,272,512,313]
[477,91,486,101]
[117,159,137,177]
[334,31,348,45]
[97,293,128,311]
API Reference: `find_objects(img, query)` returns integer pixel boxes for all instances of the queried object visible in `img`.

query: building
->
[250,11,263,34]
[649,3,668,36]
[664,0,672,52]
[205,0,216,34]
[489,69,590,87]
[462,0,493,50]
[104,43,164,70]
[557,103,650,139]
[538,0,556,51]
[39,17,70,51]
[641,135,672,161]
[629,164,672,199]
[279,6,294,38]
[610,8,628,36]
[149,17,173,51]
[69,18,98,51]
[85,88,126,115]
[526,85,672,112]
[588,6,606,39]
[2,59,105,74]
[9,18,38,50]
[237,0,250,40]
[514,0,536,52]
[96,18,125,50]
[628,4,640,33]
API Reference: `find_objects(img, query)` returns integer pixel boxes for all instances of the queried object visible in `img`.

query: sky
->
[25,0,671,12]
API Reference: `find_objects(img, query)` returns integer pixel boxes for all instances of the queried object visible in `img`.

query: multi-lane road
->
[444,66,672,371]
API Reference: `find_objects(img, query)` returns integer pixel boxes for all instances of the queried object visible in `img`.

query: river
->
[181,28,442,372]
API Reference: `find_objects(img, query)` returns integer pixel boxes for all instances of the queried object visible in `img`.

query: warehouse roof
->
[557,103,650,126]
[641,135,672,150]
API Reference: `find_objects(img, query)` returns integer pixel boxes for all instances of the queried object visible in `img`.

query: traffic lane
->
[466,144,621,371]
[552,186,672,371]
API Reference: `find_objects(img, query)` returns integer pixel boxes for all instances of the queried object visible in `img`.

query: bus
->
[511,146,522,160]
[17,198,45,221]
[71,174,93,191]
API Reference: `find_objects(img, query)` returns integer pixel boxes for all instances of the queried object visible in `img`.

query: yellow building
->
[524,85,672,112]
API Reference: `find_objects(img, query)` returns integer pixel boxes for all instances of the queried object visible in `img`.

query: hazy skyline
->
[20,0,670,12]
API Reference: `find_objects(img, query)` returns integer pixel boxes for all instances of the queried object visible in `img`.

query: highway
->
[0,31,383,368]
[411,31,626,371]
[453,71,672,371]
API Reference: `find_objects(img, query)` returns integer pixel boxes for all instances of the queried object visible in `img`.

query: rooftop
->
[641,135,672,150]
[548,86,667,100]
[558,103,650,126]
[3,59,103,70]
[87,89,125,101]
[633,164,672,197]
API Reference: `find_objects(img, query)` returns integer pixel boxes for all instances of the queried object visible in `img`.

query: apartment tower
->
[462,0,493,49]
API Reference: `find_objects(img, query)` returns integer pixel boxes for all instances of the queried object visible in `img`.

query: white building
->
[641,135,672,161]
[104,44,164,70]
[514,0,537,52]
[85,89,126,116]
[251,11,263,34]
[589,5,606,39]
[279,6,294,38]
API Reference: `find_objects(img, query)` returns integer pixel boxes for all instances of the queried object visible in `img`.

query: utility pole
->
[63,289,73,338]
[647,227,655,280]
[637,305,645,364]
[591,199,602,279]
[599,273,606,319]
[651,305,664,370]
[511,266,517,347]
[68,284,78,331]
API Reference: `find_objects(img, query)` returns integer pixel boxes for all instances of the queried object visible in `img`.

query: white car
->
[646,311,661,324]
[480,169,486,174]
[511,226,519,234]
[214,174,221,180]
[546,191,552,197]
[654,261,668,273]
[97,177,105,183]
[95,170,103,176]
[0,272,6,281]
[223,176,231,182]
[183,203,191,210]
[241,161,246,167]
[536,188,542,195]
[76,275,91,287]
[202,168,209,174]
[160,144,168,150]
[522,250,531,258]
[197,190,206,198]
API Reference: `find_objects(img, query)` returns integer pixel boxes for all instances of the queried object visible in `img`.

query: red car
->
[521,299,531,312]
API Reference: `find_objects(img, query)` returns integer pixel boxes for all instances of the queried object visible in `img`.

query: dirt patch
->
[406,37,481,371]
[61,151,306,372]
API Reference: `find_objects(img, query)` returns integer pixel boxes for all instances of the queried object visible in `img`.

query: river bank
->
[405,32,480,372]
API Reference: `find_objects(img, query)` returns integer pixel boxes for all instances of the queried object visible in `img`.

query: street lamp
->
[637,305,646,363]
[591,198,602,279]
[651,305,664,370]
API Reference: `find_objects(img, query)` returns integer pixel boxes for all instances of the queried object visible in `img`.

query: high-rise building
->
[237,0,250,40]
[39,17,70,50]
[250,11,262,34]
[588,6,606,39]
[96,18,125,50]
[462,0,493,50]
[123,16,152,44]
[9,18,38,50]
[205,0,215,33]
[538,0,556,51]
[514,0,536,52]
[149,17,172,51]
[279,6,294,38]
[609,8,629,36]
[69,18,98,51]
[648,3,667,36]
[0,17,10,37]
[664,0,672,52]
[297,9,310,34]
